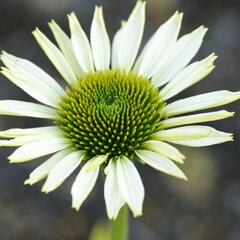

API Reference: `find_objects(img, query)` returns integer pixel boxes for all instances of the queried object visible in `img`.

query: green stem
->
[109,205,128,240]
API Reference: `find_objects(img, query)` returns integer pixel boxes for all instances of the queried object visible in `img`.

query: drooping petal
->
[0,100,58,119]
[117,155,144,217]
[152,26,208,87]
[164,91,240,117]
[90,6,110,70]
[134,11,182,77]
[161,110,234,128]
[0,131,63,147]
[1,51,65,98]
[113,1,145,71]
[71,159,99,211]
[104,160,125,220]
[152,125,212,141]
[42,150,84,193]
[153,126,233,147]
[33,28,77,84]
[136,150,187,180]
[141,140,185,163]
[68,12,94,73]
[0,126,61,138]
[1,67,60,108]
[8,138,70,163]
[49,20,84,77]
[25,148,72,185]
[161,54,217,100]
[169,128,233,147]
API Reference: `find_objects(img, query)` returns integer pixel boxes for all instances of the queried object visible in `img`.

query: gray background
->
[0,0,240,239]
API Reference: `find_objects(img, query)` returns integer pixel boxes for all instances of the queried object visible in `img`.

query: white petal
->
[164,91,240,117]
[71,159,99,211]
[86,154,108,172]
[141,140,185,163]
[114,1,146,71]
[117,155,144,217]
[49,20,84,77]
[161,110,234,128]
[0,100,57,119]
[134,11,182,77]
[136,150,187,180]
[152,26,208,87]
[42,150,84,193]
[111,24,125,68]
[152,125,212,141]
[153,126,233,147]
[0,132,63,147]
[104,160,125,220]
[25,148,71,185]
[68,12,94,73]
[161,54,217,100]
[1,51,65,96]
[8,138,70,163]
[33,28,77,84]
[169,128,233,147]
[90,6,110,70]
[1,67,60,107]
[0,126,61,138]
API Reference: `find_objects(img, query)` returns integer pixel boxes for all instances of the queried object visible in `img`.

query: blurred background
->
[0,0,239,239]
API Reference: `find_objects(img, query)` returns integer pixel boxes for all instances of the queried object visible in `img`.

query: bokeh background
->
[0,0,239,239]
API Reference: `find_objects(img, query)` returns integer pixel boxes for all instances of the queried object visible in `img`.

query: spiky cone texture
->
[0,1,239,219]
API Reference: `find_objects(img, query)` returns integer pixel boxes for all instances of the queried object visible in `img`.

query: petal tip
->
[41,186,50,194]
[202,27,208,36]
[41,183,52,194]
[8,156,16,163]
[183,175,188,181]
[47,20,55,28]
[133,210,143,218]
[71,203,80,211]
[24,179,31,185]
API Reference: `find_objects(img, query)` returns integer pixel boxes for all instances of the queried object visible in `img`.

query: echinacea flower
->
[0,1,239,220]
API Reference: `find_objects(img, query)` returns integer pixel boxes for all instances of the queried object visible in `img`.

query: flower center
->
[56,70,165,159]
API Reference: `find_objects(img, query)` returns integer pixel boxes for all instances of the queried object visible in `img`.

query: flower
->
[0,1,239,219]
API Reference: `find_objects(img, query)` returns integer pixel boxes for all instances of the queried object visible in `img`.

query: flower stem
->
[109,205,128,240]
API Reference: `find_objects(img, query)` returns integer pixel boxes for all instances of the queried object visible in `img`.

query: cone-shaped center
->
[56,70,165,159]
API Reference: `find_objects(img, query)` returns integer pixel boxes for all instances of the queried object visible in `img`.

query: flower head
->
[1,1,239,219]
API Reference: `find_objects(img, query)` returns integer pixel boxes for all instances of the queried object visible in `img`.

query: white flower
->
[0,1,239,219]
